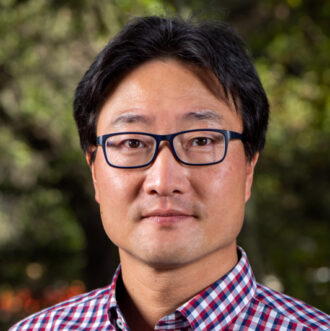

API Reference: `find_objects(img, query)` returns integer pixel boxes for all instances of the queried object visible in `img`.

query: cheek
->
[93,148,141,202]
[94,168,142,245]
[96,170,141,209]
[196,163,246,198]
[93,157,143,226]
[192,151,247,217]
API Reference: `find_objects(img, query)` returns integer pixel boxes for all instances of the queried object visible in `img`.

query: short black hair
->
[73,16,269,162]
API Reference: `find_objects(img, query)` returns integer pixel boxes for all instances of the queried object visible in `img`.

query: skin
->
[87,59,259,330]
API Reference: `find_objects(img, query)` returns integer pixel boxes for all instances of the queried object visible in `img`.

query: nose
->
[143,143,190,196]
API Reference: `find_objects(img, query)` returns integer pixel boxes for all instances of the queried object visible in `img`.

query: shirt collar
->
[107,246,256,329]
[177,246,256,329]
[107,265,130,329]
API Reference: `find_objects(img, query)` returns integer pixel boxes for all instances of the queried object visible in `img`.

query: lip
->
[141,209,194,223]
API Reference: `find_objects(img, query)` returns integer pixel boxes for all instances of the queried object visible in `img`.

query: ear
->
[245,152,259,202]
[85,150,100,204]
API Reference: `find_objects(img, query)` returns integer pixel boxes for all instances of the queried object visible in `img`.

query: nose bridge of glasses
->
[153,133,178,160]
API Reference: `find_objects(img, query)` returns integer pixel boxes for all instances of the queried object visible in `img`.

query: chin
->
[132,241,206,270]
[140,252,199,270]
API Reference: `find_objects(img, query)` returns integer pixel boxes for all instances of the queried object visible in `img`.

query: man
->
[11,16,330,330]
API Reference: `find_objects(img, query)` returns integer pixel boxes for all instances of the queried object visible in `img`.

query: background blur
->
[0,0,329,328]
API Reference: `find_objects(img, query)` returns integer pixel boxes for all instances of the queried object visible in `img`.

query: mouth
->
[141,209,194,224]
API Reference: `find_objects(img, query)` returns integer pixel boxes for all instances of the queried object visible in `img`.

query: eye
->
[191,137,212,146]
[124,139,144,148]
[106,134,154,151]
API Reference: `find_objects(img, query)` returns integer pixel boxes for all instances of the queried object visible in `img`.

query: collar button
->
[116,318,124,329]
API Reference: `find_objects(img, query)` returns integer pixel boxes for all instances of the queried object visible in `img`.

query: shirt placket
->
[154,311,192,330]
[109,307,131,331]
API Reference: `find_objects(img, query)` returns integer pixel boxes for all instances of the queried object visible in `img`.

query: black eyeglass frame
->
[96,129,244,169]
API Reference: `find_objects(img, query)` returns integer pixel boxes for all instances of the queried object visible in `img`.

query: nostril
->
[149,189,158,195]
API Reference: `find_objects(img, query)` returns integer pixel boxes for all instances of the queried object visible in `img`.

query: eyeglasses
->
[96,129,243,169]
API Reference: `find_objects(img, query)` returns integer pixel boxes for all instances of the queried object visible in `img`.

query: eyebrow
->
[111,109,223,127]
[182,110,223,123]
[111,113,152,126]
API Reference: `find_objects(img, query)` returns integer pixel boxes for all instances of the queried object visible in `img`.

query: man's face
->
[90,59,258,268]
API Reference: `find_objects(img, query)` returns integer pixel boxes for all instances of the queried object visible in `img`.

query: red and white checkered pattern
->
[10,247,330,330]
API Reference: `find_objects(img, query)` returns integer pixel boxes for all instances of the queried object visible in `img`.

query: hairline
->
[92,56,242,139]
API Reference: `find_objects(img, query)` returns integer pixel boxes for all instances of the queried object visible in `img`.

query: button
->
[116,318,124,329]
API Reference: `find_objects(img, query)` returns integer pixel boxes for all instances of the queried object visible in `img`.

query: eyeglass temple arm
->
[228,131,244,141]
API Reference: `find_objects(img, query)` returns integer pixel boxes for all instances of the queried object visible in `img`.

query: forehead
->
[96,59,242,133]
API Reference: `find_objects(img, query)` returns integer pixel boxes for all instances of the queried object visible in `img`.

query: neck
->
[117,243,238,330]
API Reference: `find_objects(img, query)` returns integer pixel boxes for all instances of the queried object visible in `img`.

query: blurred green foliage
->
[0,0,329,327]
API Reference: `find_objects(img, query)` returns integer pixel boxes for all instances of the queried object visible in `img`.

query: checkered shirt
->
[10,247,330,330]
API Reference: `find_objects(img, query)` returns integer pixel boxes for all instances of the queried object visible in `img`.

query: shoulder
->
[9,286,111,330]
[248,282,330,330]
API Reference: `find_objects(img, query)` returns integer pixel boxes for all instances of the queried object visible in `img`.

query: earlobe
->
[85,151,100,204]
[245,152,259,202]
